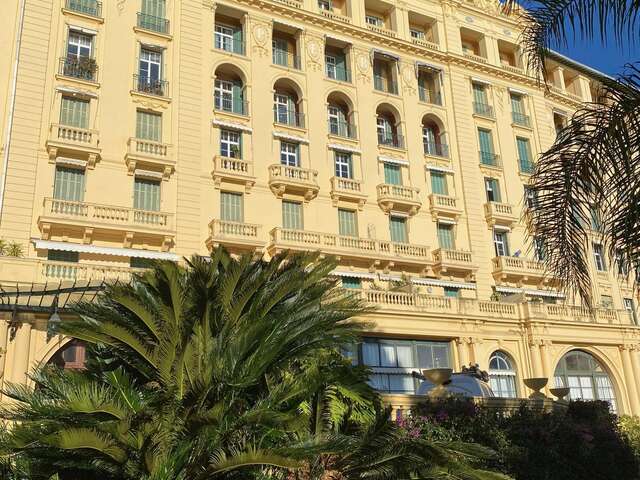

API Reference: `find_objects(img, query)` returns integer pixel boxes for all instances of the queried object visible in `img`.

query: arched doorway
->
[554,350,617,411]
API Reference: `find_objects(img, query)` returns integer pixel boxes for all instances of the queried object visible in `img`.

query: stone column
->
[8,320,32,386]
[539,340,552,394]
[529,340,543,378]
[621,346,640,414]
[456,337,469,368]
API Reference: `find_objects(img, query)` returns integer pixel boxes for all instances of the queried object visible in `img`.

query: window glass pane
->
[282,201,303,229]
[342,277,361,289]
[136,111,162,141]
[134,178,160,211]
[338,209,358,237]
[444,287,459,298]
[437,224,454,249]
[60,97,89,128]
[335,152,352,178]
[383,163,402,185]
[220,192,243,222]
[389,216,408,243]
[280,142,299,167]
[396,345,413,367]
[362,343,380,366]
[472,83,487,104]
[430,171,448,195]
[54,166,85,202]
[379,344,396,367]
[389,374,414,393]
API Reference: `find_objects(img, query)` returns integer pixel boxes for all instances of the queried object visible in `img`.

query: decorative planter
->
[524,377,548,399]
[423,368,453,398]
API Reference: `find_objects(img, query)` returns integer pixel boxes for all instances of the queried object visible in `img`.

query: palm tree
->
[504,0,640,304]
[0,249,508,479]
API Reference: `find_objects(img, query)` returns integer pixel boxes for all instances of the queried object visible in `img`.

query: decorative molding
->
[251,21,271,57]
[305,36,324,71]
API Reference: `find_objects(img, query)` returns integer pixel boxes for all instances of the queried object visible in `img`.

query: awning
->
[55,86,98,98]
[471,76,492,86]
[331,270,377,279]
[372,49,399,61]
[32,239,180,261]
[416,61,442,72]
[495,286,565,298]
[273,131,309,144]
[508,87,528,95]
[426,164,454,174]
[69,25,98,35]
[378,155,409,166]
[411,278,477,290]
[328,143,361,154]
[55,157,86,168]
[212,119,253,133]
[436,218,457,225]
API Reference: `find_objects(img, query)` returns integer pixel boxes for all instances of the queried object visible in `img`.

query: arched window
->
[488,351,517,398]
[214,64,246,115]
[48,340,87,370]
[554,350,617,411]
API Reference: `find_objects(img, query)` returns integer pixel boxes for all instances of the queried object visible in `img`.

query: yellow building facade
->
[1,0,640,413]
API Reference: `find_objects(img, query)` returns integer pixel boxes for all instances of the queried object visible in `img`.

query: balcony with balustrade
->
[492,256,556,286]
[125,137,175,179]
[212,156,255,191]
[428,194,462,221]
[432,248,477,279]
[206,219,264,251]
[38,197,175,250]
[268,164,319,201]
[46,123,101,167]
[376,184,421,216]
[330,177,367,209]
[42,260,144,282]
[484,201,517,227]
[268,228,432,271]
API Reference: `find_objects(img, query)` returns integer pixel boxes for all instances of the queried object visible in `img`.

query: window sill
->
[61,7,104,23]
[55,74,100,89]
[130,89,172,104]
[210,47,248,60]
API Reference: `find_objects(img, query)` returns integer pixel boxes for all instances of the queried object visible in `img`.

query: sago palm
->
[503,0,640,303]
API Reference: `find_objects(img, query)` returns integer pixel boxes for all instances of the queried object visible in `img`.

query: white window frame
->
[280,141,299,167]
[410,29,425,40]
[215,24,234,51]
[318,0,332,10]
[274,93,293,124]
[593,243,606,271]
[325,54,337,79]
[493,229,509,257]
[214,79,234,111]
[139,48,162,81]
[365,14,383,26]
[67,30,93,58]
[335,151,352,179]
[220,129,241,158]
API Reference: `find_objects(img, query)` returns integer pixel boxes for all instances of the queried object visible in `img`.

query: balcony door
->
[60,97,89,129]
[139,48,162,85]
[134,178,161,212]
[274,93,296,125]
[54,166,85,202]
[67,31,92,60]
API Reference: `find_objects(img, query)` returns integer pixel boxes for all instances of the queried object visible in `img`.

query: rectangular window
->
[444,287,460,298]
[524,186,538,209]
[383,163,402,185]
[47,250,79,263]
[516,137,534,173]
[335,152,353,179]
[593,243,606,271]
[484,177,501,203]
[220,191,244,222]
[220,129,241,158]
[60,97,89,129]
[437,223,454,250]
[67,30,93,58]
[478,128,495,164]
[130,257,153,269]
[342,277,361,289]
[430,171,448,195]
[410,29,425,40]
[360,338,451,394]
[272,37,290,67]
[139,0,167,32]
[624,298,637,324]
[472,82,488,105]
[510,93,524,114]
[493,229,510,257]
[214,24,243,53]
[389,216,408,243]
[53,166,85,202]
[141,0,166,17]
[533,236,546,261]
[136,110,162,141]
[282,200,303,229]
[338,209,358,237]
[365,14,383,26]
[280,142,299,167]
[318,0,332,10]
[139,48,162,81]
[134,178,161,211]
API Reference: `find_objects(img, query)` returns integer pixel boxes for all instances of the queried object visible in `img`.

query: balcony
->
[58,57,98,83]
[42,260,144,282]
[512,112,531,127]
[125,138,175,179]
[432,248,477,279]
[268,164,319,201]
[376,184,421,216]
[484,201,517,227]
[46,124,101,166]
[328,120,357,139]
[273,108,305,129]
[65,0,102,18]
[38,198,175,249]
[464,53,488,64]
[273,50,301,69]
[418,87,442,105]
[479,151,501,168]
[423,141,449,158]
[133,75,170,98]
[366,24,396,38]
[412,38,440,51]
[214,35,245,55]
[206,219,264,251]
[377,133,404,149]
[319,8,352,23]
[428,194,462,220]
[473,102,494,118]
[373,75,398,95]
[330,177,367,208]
[519,160,535,175]
[491,255,552,285]
[326,64,351,83]
[268,228,431,270]
[212,156,255,191]
[214,93,249,116]
[137,13,170,34]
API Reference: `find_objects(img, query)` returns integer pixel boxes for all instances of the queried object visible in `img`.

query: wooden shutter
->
[338,209,358,237]
[389,217,408,243]
[437,224,454,249]
[220,192,243,222]
[134,178,161,211]
[136,111,162,141]
[383,163,402,185]
[478,128,493,153]
[282,201,303,229]
[53,166,85,201]
[430,172,448,195]
[60,97,89,128]
[516,137,531,162]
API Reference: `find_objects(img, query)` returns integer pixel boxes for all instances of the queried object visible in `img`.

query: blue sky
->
[556,39,639,77]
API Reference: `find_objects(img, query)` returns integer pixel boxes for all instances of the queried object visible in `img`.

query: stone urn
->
[423,368,453,398]
[524,377,548,399]
[549,387,570,403]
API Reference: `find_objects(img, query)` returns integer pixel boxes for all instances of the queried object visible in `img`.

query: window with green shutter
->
[437,223,455,249]
[220,191,244,222]
[444,287,460,298]
[47,250,79,263]
[282,200,303,229]
[478,128,494,163]
[60,97,89,128]
[53,166,85,201]
[472,82,487,105]
[510,93,524,113]
[134,178,161,211]
[342,277,361,289]
[389,216,408,243]
[383,163,402,185]
[338,209,358,237]
[516,137,534,172]
[141,0,166,18]
[430,171,448,195]
[484,177,501,203]
[136,110,162,141]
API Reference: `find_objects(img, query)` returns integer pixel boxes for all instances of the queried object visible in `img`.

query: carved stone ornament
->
[441,0,460,17]
[306,38,323,71]
[117,0,126,13]
[252,22,270,57]
[400,64,415,95]
[355,53,371,83]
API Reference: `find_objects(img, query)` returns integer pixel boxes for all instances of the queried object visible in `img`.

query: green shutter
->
[430,171,448,195]
[232,81,244,114]
[220,192,243,222]
[383,163,402,185]
[389,216,408,243]
[142,0,165,17]
[232,26,243,54]
[60,97,89,128]
[478,129,493,153]
[335,53,346,81]
[510,94,523,113]
[134,178,160,211]
[282,201,303,229]
[338,209,358,237]
[136,111,161,141]
[437,224,454,249]
[516,137,531,162]
[54,166,85,201]
[472,83,486,104]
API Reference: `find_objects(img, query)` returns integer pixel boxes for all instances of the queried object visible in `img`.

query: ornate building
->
[0,0,639,413]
